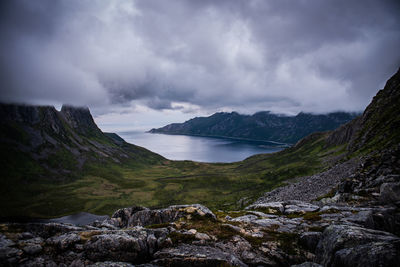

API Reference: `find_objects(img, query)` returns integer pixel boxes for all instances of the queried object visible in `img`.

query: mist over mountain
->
[1,0,400,266]
[0,68,399,266]
[150,111,359,144]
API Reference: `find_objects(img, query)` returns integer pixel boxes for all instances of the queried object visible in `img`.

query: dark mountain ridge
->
[327,69,400,154]
[149,110,359,144]
[0,103,163,181]
[0,68,400,266]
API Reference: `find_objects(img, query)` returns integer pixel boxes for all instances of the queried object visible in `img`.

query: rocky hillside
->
[0,104,164,217]
[1,188,399,266]
[1,68,399,266]
[0,104,163,175]
[149,111,357,144]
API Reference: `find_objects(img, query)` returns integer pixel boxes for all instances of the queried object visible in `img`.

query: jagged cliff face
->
[0,103,163,179]
[60,105,103,137]
[326,68,400,154]
[349,68,400,152]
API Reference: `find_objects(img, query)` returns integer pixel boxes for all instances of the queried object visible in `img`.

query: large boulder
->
[379,182,400,204]
[46,233,81,250]
[284,201,320,215]
[291,263,323,267]
[0,234,22,265]
[152,244,247,267]
[316,224,400,267]
[299,232,323,252]
[109,204,216,228]
[84,228,168,263]
[246,202,285,214]
[331,241,400,267]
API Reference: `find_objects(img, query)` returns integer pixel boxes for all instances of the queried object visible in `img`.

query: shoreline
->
[147,131,292,147]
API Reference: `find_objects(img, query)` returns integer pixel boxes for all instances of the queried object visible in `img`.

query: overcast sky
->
[1,0,399,131]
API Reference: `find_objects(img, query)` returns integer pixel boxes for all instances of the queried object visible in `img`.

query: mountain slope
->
[328,69,400,155]
[0,104,163,178]
[0,104,165,217]
[149,111,358,144]
[0,68,398,219]
[1,69,399,266]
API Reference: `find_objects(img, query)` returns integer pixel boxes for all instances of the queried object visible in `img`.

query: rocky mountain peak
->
[0,103,56,125]
[326,67,400,152]
[60,105,102,136]
[349,67,400,150]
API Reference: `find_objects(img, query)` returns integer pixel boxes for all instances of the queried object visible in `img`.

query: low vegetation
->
[0,130,342,219]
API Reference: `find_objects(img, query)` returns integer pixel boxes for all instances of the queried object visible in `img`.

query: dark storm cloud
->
[0,0,399,114]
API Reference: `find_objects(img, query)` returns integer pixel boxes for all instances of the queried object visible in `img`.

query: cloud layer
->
[1,0,399,115]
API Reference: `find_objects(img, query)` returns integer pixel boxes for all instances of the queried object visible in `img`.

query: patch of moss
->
[287,210,330,221]
[315,187,337,201]
[321,208,340,214]
[265,230,299,255]
[286,213,303,219]
[182,217,238,241]
[145,222,171,229]
[168,231,197,244]
[214,210,250,220]
[302,212,322,221]
[253,207,282,215]
[276,232,299,255]
[79,231,101,242]
[308,226,325,232]
[242,234,264,248]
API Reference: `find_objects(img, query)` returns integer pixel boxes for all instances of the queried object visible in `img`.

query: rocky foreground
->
[1,146,399,267]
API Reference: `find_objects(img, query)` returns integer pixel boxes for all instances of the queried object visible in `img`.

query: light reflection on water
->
[118,131,285,163]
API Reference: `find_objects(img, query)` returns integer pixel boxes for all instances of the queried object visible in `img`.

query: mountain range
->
[149,111,358,144]
[0,68,399,266]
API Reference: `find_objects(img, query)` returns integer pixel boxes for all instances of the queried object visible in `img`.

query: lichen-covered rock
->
[332,240,400,267]
[291,262,323,267]
[153,244,247,267]
[194,232,210,241]
[316,224,400,267]
[83,228,168,264]
[246,202,284,213]
[368,206,400,236]
[247,200,320,216]
[299,232,322,252]
[1,197,399,267]
[25,223,83,238]
[22,243,43,255]
[230,214,258,223]
[284,201,319,215]
[19,256,58,267]
[340,210,374,228]
[46,233,81,250]
[109,204,216,228]
[109,206,149,228]
[215,235,278,266]
[88,261,144,267]
[0,234,22,264]
[253,216,303,233]
[379,182,400,204]
[253,218,283,229]
[84,232,150,263]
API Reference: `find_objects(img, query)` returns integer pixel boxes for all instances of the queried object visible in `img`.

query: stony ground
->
[253,158,360,203]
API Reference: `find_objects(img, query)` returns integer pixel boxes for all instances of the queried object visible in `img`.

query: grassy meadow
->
[0,131,345,219]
